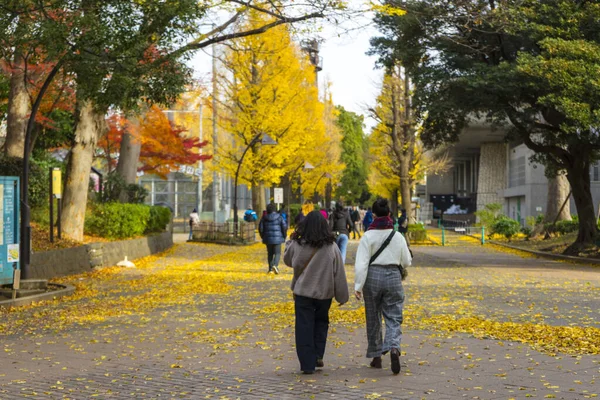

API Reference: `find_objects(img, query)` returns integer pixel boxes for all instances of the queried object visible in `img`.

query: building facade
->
[424,124,600,225]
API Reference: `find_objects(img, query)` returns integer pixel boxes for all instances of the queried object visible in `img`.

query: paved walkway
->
[0,238,598,399]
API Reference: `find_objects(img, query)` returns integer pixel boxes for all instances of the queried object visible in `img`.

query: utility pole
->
[212,39,219,223]
[198,103,203,216]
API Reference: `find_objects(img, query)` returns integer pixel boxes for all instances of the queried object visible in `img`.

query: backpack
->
[244,210,256,222]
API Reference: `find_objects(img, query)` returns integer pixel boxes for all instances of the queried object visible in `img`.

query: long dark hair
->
[290,210,335,248]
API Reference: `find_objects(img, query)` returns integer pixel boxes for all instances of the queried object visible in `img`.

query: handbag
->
[368,230,408,281]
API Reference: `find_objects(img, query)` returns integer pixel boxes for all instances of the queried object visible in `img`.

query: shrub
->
[101,171,148,203]
[289,204,302,226]
[554,219,579,235]
[475,203,503,228]
[407,223,427,242]
[85,203,151,239]
[492,216,521,240]
[146,206,171,233]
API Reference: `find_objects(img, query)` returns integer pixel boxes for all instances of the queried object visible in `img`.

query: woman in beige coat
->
[284,211,349,374]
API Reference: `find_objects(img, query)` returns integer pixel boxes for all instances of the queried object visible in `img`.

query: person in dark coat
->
[329,202,353,263]
[259,203,287,274]
[350,206,361,239]
[363,207,374,231]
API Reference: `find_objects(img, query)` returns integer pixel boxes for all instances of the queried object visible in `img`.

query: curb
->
[488,240,600,266]
[0,283,76,308]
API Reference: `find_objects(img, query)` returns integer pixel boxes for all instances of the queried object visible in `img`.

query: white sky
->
[187,8,383,133]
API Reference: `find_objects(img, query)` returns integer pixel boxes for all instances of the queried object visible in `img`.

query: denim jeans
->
[335,234,349,264]
[266,244,282,271]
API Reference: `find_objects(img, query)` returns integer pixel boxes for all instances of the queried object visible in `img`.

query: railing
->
[190,221,256,244]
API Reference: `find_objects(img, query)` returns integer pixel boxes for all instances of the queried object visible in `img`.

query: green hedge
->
[492,216,521,239]
[147,206,172,233]
[407,223,427,242]
[85,203,170,239]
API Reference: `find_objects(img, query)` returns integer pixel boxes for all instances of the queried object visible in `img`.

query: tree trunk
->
[4,54,30,158]
[116,120,142,202]
[400,157,412,221]
[545,173,571,222]
[61,100,106,241]
[390,188,399,218]
[564,160,598,254]
[251,182,267,215]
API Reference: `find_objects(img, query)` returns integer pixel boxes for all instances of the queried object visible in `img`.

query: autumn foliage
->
[99,106,211,178]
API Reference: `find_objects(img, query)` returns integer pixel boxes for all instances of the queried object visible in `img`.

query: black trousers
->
[351,223,361,239]
[294,294,332,371]
[266,244,282,271]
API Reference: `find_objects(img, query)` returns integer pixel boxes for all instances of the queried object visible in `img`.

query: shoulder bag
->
[368,230,408,281]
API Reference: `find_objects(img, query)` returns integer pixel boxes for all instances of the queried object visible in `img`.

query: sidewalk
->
[0,241,598,399]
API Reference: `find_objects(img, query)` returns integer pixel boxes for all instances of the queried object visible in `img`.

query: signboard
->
[274,187,284,204]
[52,168,62,198]
[0,177,20,285]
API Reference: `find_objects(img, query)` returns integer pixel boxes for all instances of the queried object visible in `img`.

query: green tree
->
[335,107,369,205]
[370,0,600,254]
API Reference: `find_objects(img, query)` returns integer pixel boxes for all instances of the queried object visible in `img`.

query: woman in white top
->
[354,198,412,375]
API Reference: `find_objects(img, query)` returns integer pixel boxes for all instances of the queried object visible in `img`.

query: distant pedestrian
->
[354,198,412,375]
[279,204,288,224]
[329,202,353,263]
[350,206,361,239]
[284,210,349,374]
[258,203,287,274]
[188,208,200,240]
[243,206,258,223]
[363,207,373,231]
[359,207,366,233]
[319,208,328,220]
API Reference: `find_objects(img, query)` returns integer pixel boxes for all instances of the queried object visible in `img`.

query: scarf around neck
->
[368,216,394,230]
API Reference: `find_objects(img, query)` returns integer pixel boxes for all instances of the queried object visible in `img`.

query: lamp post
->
[233,132,277,236]
[312,172,332,206]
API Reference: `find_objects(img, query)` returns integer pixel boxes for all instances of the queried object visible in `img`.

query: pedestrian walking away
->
[284,210,349,374]
[363,207,373,231]
[279,204,288,224]
[329,201,353,263]
[354,198,411,375]
[258,203,287,274]
[350,206,361,239]
[188,208,200,240]
[397,208,410,246]
[243,206,258,223]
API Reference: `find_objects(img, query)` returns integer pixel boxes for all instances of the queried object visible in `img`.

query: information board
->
[0,177,20,285]
[274,188,284,204]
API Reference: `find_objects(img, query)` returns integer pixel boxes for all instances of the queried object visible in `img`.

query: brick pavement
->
[0,239,598,399]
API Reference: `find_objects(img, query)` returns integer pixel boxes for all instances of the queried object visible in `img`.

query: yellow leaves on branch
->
[370,2,407,16]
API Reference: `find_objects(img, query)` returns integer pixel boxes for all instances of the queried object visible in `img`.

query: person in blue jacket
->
[258,203,287,274]
[363,207,374,231]
[243,206,258,222]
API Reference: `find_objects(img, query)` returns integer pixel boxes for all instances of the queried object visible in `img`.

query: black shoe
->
[370,357,382,369]
[390,348,401,374]
[316,358,324,368]
[302,370,315,374]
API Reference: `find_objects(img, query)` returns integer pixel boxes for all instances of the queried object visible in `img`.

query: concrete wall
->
[477,143,507,210]
[30,232,173,280]
[426,167,455,194]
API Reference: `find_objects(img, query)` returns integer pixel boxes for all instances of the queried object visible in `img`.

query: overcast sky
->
[188,8,382,132]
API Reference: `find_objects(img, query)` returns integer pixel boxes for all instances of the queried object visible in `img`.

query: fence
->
[438,224,486,246]
[191,222,256,244]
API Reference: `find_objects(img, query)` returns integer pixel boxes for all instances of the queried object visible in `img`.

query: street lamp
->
[312,172,332,206]
[233,132,278,236]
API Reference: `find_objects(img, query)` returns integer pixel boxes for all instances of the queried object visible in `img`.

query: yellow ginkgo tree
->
[217,10,329,213]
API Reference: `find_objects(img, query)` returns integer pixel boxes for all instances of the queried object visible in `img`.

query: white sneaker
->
[273,266,279,274]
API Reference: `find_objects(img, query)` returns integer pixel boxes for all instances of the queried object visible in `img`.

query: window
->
[592,163,600,182]
[509,157,526,187]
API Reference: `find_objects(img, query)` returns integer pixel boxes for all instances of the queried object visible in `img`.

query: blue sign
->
[0,177,20,285]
